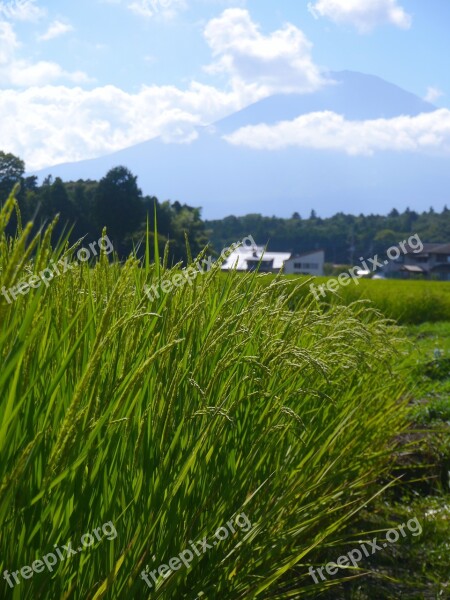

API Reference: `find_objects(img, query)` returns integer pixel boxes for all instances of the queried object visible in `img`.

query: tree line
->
[0,151,208,263]
[2,150,450,266]
[205,207,450,268]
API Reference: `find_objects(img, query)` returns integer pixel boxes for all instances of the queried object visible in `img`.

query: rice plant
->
[274,275,450,324]
[0,191,410,599]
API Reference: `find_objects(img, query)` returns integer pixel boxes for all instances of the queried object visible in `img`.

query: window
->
[294,262,319,270]
[294,263,319,270]
[247,259,273,273]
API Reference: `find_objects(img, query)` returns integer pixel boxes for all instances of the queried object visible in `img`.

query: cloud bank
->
[204,8,326,94]
[0,9,327,169]
[224,110,450,156]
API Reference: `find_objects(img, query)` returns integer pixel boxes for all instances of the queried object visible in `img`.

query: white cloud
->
[1,60,90,86]
[0,19,89,85]
[124,0,239,19]
[127,0,187,20]
[0,20,18,63]
[0,8,329,169]
[38,20,74,42]
[425,86,444,104]
[0,0,46,22]
[223,110,450,156]
[308,0,412,33]
[0,82,251,169]
[204,8,325,94]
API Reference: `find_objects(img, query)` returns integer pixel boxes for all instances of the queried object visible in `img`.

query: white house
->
[283,250,325,276]
[221,246,324,276]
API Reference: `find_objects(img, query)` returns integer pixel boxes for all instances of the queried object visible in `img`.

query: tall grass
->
[276,276,450,324]
[0,192,410,599]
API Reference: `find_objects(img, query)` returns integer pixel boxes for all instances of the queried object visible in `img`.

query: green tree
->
[31,177,76,241]
[48,178,75,216]
[170,203,209,262]
[0,151,25,199]
[94,166,144,249]
[374,229,400,253]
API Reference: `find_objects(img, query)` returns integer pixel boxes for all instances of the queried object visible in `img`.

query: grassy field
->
[0,193,449,599]
[256,275,450,325]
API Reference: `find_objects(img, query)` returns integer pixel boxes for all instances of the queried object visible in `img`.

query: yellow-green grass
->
[1,193,411,599]
[254,275,450,325]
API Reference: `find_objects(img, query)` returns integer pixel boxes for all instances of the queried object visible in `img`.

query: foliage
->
[0,151,25,199]
[206,206,450,265]
[0,191,411,599]
[94,166,144,250]
[0,151,209,264]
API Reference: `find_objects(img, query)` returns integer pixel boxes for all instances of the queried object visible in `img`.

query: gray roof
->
[403,242,450,255]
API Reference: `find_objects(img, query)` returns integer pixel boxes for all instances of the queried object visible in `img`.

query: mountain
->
[33,71,449,220]
[214,70,436,132]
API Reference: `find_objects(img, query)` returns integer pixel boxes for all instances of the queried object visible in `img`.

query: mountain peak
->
[214,70,435,134]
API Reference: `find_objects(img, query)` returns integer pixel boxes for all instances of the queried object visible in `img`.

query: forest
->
[2,151,450,265]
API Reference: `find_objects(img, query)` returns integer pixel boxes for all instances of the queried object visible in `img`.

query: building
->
[221,246,325,276]
[384,243,450,281]
[283,250,325,276]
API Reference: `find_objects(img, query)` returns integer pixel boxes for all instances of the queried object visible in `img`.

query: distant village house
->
[384,243,450,281]
[221,245,325,276]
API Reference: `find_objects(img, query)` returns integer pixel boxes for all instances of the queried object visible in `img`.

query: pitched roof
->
[222,246,291,271]
[402,265,425,273]
[402,242,450,255]
[285,249,325,261]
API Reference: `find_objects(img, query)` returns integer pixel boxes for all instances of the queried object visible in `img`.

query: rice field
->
[0,192,430,599]
[256,275,450,325]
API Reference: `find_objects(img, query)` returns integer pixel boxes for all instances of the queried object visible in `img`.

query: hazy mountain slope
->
[33,71,448,219]
[214,70,436,133]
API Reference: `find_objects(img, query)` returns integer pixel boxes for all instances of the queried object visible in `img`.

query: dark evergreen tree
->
[94,166,144,250]
[0,151,25,199]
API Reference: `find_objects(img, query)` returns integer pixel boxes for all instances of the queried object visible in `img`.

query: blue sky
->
[1,0,449,169]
